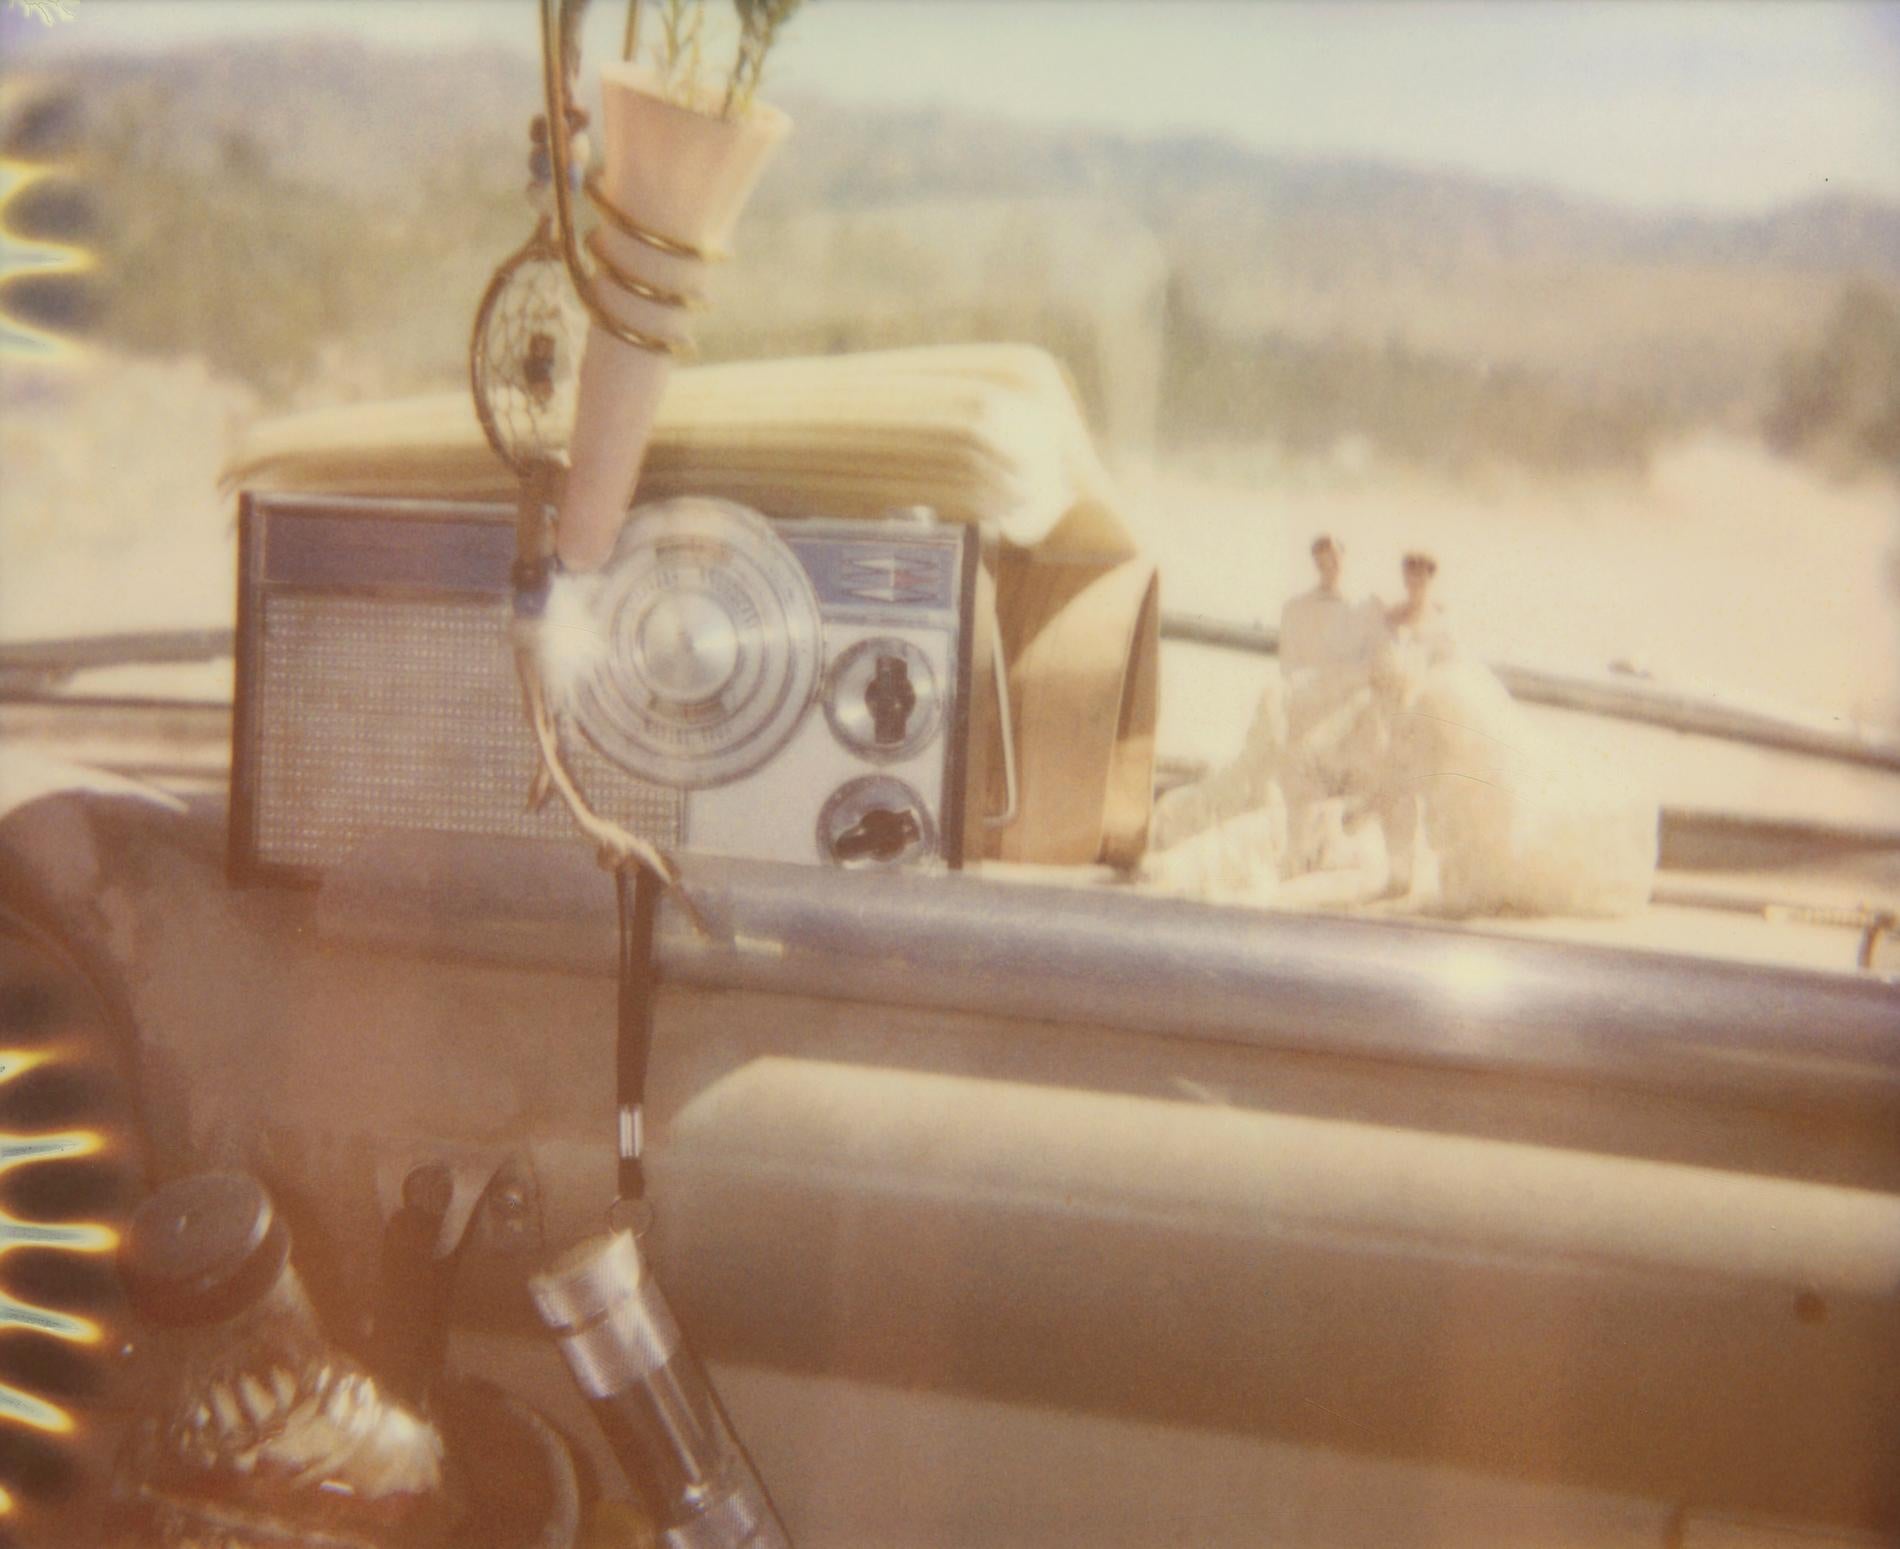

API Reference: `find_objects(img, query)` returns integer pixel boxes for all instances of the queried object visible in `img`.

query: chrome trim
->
[982,588,1019,830]
[9,608,1893,777]
[314,842,1900,1115]
[1161,609,1900,775]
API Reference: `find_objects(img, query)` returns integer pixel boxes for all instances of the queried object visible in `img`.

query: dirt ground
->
[1,354,257,642]
[1122,438,1900,770]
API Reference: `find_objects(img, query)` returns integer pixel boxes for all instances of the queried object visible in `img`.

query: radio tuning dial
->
[572,498,823,790]
[636,591,741,702]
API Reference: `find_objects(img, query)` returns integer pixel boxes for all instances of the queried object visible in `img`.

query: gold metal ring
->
[585,171,725,263]
[578,289,695,358]
[584,228,707,312]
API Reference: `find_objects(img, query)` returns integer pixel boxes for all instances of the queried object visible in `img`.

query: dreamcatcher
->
[467,104,704,917]
[470,112,590,490]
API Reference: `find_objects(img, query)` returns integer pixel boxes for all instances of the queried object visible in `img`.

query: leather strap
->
[614,864,662,1204]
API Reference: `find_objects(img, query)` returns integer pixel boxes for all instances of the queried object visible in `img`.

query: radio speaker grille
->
[252,593,681,872]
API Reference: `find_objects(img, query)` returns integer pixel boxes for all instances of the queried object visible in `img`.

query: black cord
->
[614,864,662,1204]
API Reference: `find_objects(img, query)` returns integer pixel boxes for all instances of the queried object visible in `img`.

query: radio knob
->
[832,805,923,863]
[864,654,918,746]
[817,774,938,868]
[824,637,940,761]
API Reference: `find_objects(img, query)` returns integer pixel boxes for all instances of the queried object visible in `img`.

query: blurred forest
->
[3,38,1898,480]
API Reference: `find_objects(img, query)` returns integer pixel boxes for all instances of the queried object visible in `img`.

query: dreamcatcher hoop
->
[469,213,588,483]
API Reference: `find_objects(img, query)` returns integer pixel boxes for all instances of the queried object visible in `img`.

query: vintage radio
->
[229,491,984,883]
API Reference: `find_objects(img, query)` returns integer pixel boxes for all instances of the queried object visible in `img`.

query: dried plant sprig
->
[620,0,803,119]
[724,0,803,119]
[651,0,706,102]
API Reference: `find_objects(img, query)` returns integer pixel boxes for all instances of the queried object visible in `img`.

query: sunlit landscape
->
[5,23,1897,723]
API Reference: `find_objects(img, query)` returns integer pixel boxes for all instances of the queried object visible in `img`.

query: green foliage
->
[1159,282,1668,476]
[58,50,1824,484]
[1765,283,1900,476]
[79,86,522,404]
[84,92,370,398]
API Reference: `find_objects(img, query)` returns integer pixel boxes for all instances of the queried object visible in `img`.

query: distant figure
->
[1147,542,1656,920]
[1280,534,1378,680]
[1278,535,1383,871]
[1370,549,1446,895]
[1384,550,1455,660]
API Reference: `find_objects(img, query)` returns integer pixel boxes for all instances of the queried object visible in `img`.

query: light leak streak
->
[0,1381,75,1435]
[0,1051,47,1083]
[0,1291,99,1344]
[0,1055,119,1453]
[0,152,96,363]
[0,1125,119,1263]
[0,1211,116,1254]
[0,1127,103,1173]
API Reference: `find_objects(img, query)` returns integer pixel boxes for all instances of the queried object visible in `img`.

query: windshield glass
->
[2,0,1896,962]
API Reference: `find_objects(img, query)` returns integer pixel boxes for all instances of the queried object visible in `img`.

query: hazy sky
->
[16,0,1900,213]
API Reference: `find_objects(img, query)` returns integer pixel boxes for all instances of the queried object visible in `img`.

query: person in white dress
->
[1367,551,1450,895]
[1367,552,1657,916]
[1382,550,1456,660]
[1147,544,1655,920]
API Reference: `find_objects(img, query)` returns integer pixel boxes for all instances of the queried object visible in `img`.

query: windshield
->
[2,0,1897,960]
